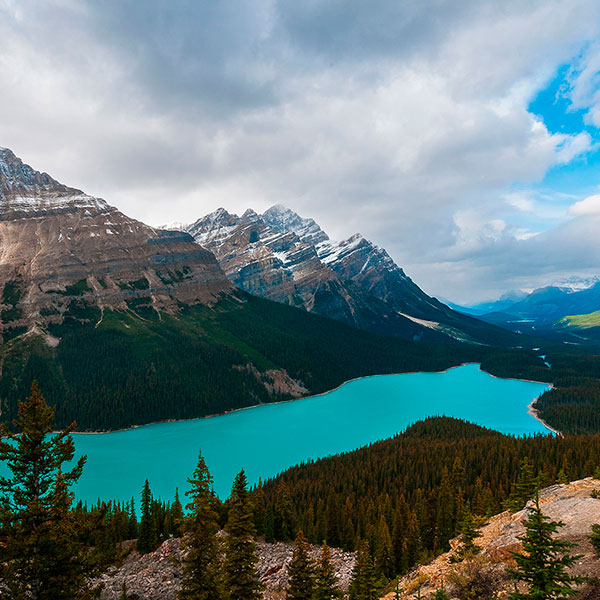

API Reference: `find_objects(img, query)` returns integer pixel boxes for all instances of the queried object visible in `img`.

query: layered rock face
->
[0,147,232,340]
[185,205,500,343]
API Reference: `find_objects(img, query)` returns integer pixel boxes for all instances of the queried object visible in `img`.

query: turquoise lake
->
[65,363,550,503]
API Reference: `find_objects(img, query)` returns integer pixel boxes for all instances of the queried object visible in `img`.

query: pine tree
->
[450,510,481,563]
[508,493,586,599]
[276,482,295,541]
[0,382,98,600]
[505,457,537,512]
[349,540,378,600]
[137,479,158,554]
[253,482,266,536]
[168,488,184,538]
[120,582,128,600]
[224,470,264,600]
[286,530,315,600]
[392,577,403,600]
[435,468,454,551]
[178,451,224,600]
[589,523,600,553]
[313,542,342,600]
[127,497,138,540]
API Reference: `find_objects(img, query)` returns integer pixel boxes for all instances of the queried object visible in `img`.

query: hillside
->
[0,147,231,343]
[386,478,600,599]
[558,310,600,342]
[2,281,505,431]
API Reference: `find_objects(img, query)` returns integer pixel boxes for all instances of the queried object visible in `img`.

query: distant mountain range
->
[170,206,519,346]
[453,278,600,341]
[0,146,508,431]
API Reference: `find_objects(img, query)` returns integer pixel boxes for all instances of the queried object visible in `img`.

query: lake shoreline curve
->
[72,362,556,437]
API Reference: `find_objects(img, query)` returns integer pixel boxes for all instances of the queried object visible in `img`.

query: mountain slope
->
[185,205,519,346]
[1,292,491,431]
[0,146,505,431]
[0,146,231,343]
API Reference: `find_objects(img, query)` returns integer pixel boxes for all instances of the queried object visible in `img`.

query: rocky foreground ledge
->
[384,478,600,599]
[98,537,355,600]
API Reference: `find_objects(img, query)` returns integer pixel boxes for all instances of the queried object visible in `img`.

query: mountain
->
[471,279,600,340]
[0,146,499,431]
[450,290,529,316]
[185,205,519,346]
[0,146,231,343]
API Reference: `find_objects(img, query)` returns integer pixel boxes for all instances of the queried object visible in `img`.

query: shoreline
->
[482,369,558,436]
[527,396,562,436]
[72,362,474,435]
[71,361,555,436]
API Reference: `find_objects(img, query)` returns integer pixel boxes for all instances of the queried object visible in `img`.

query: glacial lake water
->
[61,363,550,504]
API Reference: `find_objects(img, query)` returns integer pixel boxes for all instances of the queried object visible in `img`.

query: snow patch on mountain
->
[554,275,600,293]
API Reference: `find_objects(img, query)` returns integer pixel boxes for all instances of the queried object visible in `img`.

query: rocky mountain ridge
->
[0,147,232,342]
[183,205,520,345]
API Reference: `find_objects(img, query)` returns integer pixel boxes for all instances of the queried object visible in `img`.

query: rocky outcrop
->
[0,147,232,341]
[184,205,518,345]
[384,478,600,599]
[97,537,355,600]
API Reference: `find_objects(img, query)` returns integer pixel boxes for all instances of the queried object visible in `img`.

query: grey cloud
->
[1,0,600,303]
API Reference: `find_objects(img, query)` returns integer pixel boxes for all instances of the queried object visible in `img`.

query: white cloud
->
[565,41,600,126]
[569,193,600,216]
[0,0,599,302]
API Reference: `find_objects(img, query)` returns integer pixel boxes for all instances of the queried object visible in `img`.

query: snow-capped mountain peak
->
[553,275,600,293]
[262,204,329,245]
[184,204,509,345]
[0,146,111,217]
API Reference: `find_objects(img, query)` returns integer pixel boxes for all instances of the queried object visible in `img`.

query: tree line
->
[1,384,599,599]
[252,416,600,582]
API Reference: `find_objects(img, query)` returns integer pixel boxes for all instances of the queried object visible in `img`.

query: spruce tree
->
[0,382,98,600]
[450,510,481,563]
[349,540,378,600]
[178,451,224,600]
[127,497,138,540]
[136,479,158,554]
[314,542,342,600]
[374,514,394,579]
[168,488,184,538]
[286,530,315,600]
[276,482,295,541]
[505,457,537,513]
[508,494,586,599]
[224,470,264,600]
[589,523,600,553]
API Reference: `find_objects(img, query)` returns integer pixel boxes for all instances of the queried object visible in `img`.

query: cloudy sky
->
[1,0,600,303]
